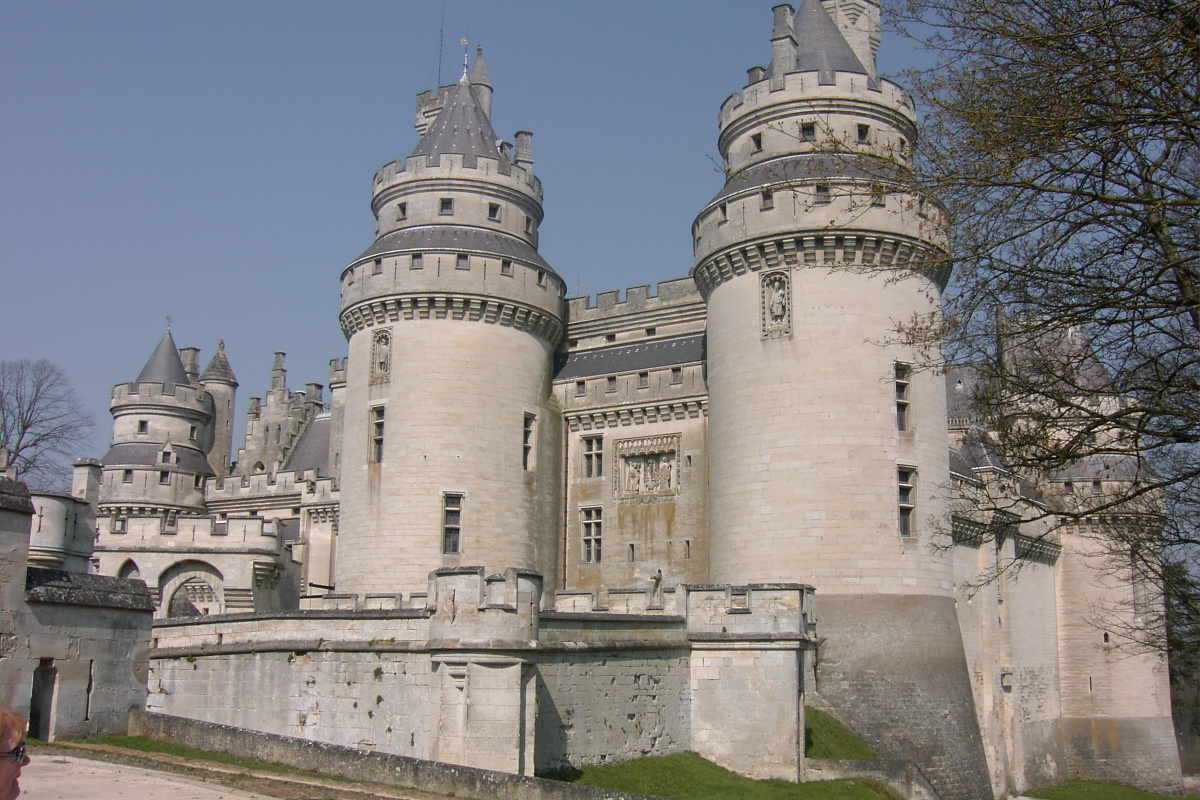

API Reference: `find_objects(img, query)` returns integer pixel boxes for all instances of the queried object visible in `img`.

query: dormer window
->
[161,451,171,464]
[439,198,454,215]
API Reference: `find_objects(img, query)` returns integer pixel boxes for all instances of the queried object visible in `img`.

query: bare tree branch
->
[0,360,95,491]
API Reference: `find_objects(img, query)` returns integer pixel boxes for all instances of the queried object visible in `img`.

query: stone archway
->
[157,561,224,618]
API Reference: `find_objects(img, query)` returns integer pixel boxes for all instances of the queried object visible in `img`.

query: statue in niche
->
[626,459,643,493]
[371,329,392,382]
[761,270,792,339]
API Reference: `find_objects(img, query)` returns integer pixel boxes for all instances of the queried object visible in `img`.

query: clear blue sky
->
[2,1,924,461]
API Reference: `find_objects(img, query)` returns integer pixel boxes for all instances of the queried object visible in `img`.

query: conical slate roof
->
[792,0,869,83]
[134,330,190,391]
[408,76,502,169]
[468,46,491,89]
[199,339,238,386]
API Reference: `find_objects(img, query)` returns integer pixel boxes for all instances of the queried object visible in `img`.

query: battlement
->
[207,467,337,502]
[110,381,211,414]
[372,152,542,201]
[720,69,913,130]
[328,357,347,386]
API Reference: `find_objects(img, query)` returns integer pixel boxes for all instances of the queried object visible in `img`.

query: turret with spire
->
[335,44,565,598]
[99,330,218,520]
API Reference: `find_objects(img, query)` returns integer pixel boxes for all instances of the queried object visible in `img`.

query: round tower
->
[693,5,989,796]
[100,330,215,518]
[335,52,565,598]
[198,340,238,477]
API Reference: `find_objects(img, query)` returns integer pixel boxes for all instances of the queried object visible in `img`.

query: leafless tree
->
[882,0,1200,652]
[0,360,95,491]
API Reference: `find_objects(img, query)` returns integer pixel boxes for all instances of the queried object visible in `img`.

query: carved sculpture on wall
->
[371,328,392,383]
[614,434,681,504]
[761,269,792,339]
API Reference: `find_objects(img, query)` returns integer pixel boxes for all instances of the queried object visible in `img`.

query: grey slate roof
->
[791,0,870,83]
[409,77,504,170]
[26,567,154,611]
[945,365,982,423]
[285,414,331,477]
[1049,454,1147,482]
[356,225,553,272]
[713,154,906,204]
[199,340,238,386]
[555,334,705,380]
[468,49,491,88]
[101,443,215,476]
[135,330,190,392]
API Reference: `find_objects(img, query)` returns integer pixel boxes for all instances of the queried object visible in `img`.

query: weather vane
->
[461,37,469,78]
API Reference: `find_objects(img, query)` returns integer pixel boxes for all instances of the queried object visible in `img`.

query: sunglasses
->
[1,743,24,760]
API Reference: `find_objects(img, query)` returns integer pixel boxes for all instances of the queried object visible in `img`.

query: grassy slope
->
[804,708,877,760]
[549,752,900,800]
[1027,781,1200,800]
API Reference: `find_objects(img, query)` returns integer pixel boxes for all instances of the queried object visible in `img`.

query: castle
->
[57,3,1183,798]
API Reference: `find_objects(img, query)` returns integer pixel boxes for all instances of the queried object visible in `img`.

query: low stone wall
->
[129,710,669,800]
[804,759,942,800]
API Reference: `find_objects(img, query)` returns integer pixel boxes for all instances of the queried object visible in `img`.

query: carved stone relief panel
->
[760,269,792,339]
[371,328,392,383]
[614,434,681,504]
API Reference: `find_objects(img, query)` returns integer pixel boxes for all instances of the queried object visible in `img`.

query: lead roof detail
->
[134,330,190,392]
[790,0,871,84]
[408,75,504,170]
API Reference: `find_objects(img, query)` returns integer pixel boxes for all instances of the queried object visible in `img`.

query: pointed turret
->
[408,76,502,170]
[791,0,869,84]
[468,45,493,119]
[199,340,238,386]
[134,330,190,392]
[199,340,238,477]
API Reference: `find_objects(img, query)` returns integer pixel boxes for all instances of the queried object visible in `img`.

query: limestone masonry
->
[33,3,1184,799]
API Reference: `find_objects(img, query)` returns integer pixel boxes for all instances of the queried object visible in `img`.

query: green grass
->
[1027,781,1200,800]
[804,708,877,760]
[542,751,900,800]
[63,735,306,776]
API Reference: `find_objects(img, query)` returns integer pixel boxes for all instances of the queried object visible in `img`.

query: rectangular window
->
[523,413,536,470]
[439,198,454,215]
[189,425,197,440]
[895,363,911,431]
[370,406,385,463]
[488,203,501,221]
[857,124,871,143]
[582,507,602,563]
[638,371,649,388]
[159,471,171,485]
[373,258,383,275]
[670,367,683,384]
[456,253,469,270]
[583,435,603,478]
[898,468,916,537]
[442,493,462,554]
[606,376,617,393]
[814,184,831,204]
[750,132,763,153]
[112,517,127,533]
[160,451,171,463]
[718,202,728,222]
[801,121,816,140]
[761,190,774,210]
[537,270,547,286]
[645,327,656,336]
[501,259,513,276]
[396,202,407,220]
[137,420,148,435]
[193,475,203,488]
[575,380,586,397]
[122,469,133,484]
[411,253,423,269]
[871,185,886,207]
[525,216,533,234]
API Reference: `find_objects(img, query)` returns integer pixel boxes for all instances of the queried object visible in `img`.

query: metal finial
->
[166,315,172,331]
[461,37,469,79]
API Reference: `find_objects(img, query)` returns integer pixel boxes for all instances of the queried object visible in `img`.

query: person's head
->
[0,707,27,800]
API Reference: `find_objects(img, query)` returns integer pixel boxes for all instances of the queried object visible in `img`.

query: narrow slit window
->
[370,406,385,463]
[898,468,916,537]
[523,413,536,470]
[442,494,462,554]
[895,363,911,431]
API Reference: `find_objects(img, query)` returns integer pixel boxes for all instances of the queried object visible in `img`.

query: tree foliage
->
[887,0,1200,650]
[0,359,95,491]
